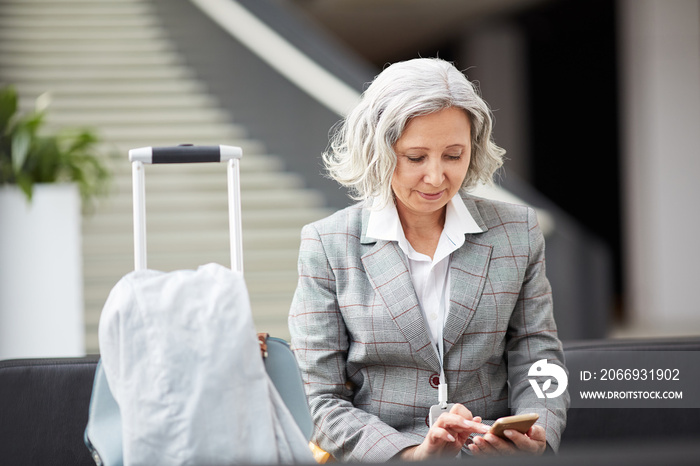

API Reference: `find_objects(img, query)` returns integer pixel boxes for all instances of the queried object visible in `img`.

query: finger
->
[470,435,499,456]
[435,413,489,434]
[508,425,546,454]
[421,426,463,459]
[426,425,457,445]
[449,403,473,419]
[527,425,547,443]
[500,430,536,453]
[482,433,519,455]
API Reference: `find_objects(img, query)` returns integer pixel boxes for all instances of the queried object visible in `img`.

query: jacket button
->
[429,373,440,389]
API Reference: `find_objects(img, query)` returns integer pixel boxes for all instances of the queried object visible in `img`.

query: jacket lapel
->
[443,196,493,355]
[359,209,441,372]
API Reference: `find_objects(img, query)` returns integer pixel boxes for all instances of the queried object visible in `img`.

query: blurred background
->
[0,0,698,358]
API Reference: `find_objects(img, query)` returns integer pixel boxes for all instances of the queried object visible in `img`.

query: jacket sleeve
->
[288,223,419,462]
[504,207,570,452]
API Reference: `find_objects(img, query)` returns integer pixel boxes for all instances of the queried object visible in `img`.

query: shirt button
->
[429,373,440,389]
[429,312,438,321]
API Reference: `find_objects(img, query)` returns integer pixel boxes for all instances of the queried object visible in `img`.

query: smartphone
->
[489,413,539,438]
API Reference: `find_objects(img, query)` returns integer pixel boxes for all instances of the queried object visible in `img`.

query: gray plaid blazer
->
[288,193,569,462]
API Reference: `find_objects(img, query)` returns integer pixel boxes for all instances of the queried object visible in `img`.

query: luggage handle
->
[128,144,244,273]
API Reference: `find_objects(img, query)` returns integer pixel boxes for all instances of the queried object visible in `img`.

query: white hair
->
[323,58,505,208]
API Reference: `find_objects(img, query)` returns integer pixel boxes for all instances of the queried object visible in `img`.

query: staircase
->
[0,0,332,352]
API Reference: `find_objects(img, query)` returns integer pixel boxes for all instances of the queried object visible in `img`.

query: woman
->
[288,58,568,462]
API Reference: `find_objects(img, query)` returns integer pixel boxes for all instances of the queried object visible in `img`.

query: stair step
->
[85,189,326,211]
[0,52,183,67]
[1,65,194,81]
[44,109,231,126]
[82,228,303,252]
[0,16,158,30]
[75,124,247,141]
[0,27,168,41]
[84,207,328,231]
[0,40,174,54]
[17,94,218,111]
[103,170,304,192]
[7,81,206,95]
[0,3,153,17]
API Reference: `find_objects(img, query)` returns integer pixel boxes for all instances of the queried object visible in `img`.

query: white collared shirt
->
[366,194,483,350]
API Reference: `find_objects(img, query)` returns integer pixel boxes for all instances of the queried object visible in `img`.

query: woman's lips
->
[418,190,445,201]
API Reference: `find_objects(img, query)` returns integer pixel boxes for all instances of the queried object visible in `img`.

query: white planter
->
[0,183,85,360]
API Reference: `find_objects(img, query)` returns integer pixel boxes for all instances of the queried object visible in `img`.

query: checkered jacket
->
[288,193,569,462]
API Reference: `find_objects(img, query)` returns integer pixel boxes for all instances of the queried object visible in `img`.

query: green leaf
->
[15,172,33,201]
[0,86,18,134]
[11,126,30,174]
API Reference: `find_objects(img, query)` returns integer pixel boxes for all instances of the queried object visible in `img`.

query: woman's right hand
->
[398,404,490,461]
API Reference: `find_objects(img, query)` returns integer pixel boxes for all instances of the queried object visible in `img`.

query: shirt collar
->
[366,194,483,247]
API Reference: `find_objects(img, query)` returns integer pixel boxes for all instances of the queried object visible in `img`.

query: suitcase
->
[83,145,312,466]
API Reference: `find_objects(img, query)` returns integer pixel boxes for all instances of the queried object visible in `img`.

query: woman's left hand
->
[468,425,547,456]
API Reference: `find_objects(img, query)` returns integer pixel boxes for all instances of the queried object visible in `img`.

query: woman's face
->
[391,107,472,222]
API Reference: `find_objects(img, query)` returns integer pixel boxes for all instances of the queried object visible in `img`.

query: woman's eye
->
[406,155,425,163]
[445,153,462,160]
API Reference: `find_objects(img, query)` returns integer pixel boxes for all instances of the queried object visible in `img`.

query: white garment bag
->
[96,146,312,465]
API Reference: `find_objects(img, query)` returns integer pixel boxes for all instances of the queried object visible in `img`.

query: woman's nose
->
[423,160,445,186]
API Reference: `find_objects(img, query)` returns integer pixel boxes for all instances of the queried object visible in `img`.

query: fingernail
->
[447,434,455,442]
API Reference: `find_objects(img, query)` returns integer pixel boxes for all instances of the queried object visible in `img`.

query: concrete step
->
[104,170,305,192]
[0,16,158,30]
[83,206,328,231]
[66,123,247,141]
[44,108,232,126]
[0,52,184,68]
[0,26,167,40]
[84,189,326,211]
[82,247,302,276]
[7,80,205,95]
[0,3,153,17]
[17,94,218,111]
[1,65,194,81]
[0,39,174,54]
[82,231,302,256]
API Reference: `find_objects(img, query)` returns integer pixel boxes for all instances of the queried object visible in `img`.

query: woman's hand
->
[399,404,489,461]
[468,424,547,456]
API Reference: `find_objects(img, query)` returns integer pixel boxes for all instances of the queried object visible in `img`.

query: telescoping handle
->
[128,144,244,273]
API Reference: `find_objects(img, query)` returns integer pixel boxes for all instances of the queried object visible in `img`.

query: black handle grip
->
[151,145,221,164]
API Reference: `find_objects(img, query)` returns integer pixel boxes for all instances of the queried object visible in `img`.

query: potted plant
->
[0,85,111,360]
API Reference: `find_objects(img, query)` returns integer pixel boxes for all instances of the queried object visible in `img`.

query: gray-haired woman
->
[289,58,568,462]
